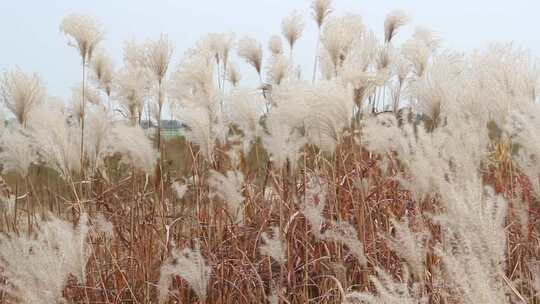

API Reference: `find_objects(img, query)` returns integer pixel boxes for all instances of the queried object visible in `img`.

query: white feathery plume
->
[408,52,465,126]
[344,266,425,304]
[505,104,540,195]
[0,213,90,304]
[108,123,158,174]
[225,89,265,149]
[301,173,327,238]
[69,83,103,119]
[0,68,46,126]
[144,34,174,83]
[304,80,354,153]
[28,104,81,179]
[311,0,333,29]
[90,49,115,97]
[168,45,217,112]
[84,108,113,173]
[320,14,363,75]
[384,9,410,43]
[238,36,263,78]
[262,115,306,170]
[260,227,286,265]
[176,104,217,161]
[300,172,367,265]
[208,170,245,224]
[60,14,104,63]
[386,218,428,280]
[123,39,147,69]
[115,67,151,124]
[281,10,305,56]
[158,243,211,303]
[172,181,188,200]
[94,213,114,239]
[266,54,293,85]
[226,62,242,87]
[268,35,284,56]
[206,32,235,79]
[402,27,440,76]
[0,127,37,177]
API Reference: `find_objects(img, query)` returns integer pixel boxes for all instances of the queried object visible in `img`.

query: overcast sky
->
[1,0,539,99]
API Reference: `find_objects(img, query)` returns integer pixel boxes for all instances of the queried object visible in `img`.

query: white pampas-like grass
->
[344,266,425,304]
[158,243,211,303]
[208,170,245,224]
[225,89,265,148]
[84,108,113,173]
[259,227,286,265]
[238,36,263,78]
[402,27,440,76]
[94,213,114,239]
[168,44,217,111]
[123,39,147,68]
[115,67,151,124]
[60,14,104,63]
[268,35,284,56]
[301,173,367,265]
[0,213,90,304]
[408,52,465,126]
[0,127,37,177]
[144,34,174,83]
[362,111,509,300]
[28,104,82,179]
[172,181,188,200]
[108,123,157,174]
[281,10,305,56]
[505,104,540,195]
[266,54,293,85]
[226,62,242,87]
[176,104,216,161]
[70,83,103,119]
[0,68,46,126]
[386,218,427,280]
[384,9,409,43]
[262,115,306,170]
[320,14,363,75]
[90,49,115,97]
[311,0,333,29]
[304,80,354,153]
[206,32,235,69]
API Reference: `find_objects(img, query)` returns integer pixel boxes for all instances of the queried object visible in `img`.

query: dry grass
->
[0,1,540,304]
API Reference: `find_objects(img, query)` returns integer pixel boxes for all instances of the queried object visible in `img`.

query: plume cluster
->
[0,5,539,304]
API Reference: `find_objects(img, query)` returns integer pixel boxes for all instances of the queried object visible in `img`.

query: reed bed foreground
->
[0,1,539,303]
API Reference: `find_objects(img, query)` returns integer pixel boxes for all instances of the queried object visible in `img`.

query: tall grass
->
[0,1,540,303]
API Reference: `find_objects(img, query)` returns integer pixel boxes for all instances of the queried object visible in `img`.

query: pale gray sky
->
[1,0,539,98]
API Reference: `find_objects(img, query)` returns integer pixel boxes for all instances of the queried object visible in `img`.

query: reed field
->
[0,0,539,303]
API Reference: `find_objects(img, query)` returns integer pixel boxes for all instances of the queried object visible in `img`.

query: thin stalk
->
[80,60,86,174]
[312,27,321,84]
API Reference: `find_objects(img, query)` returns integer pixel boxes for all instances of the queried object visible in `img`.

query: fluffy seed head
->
[384,9,410,43]
[90,49,115,96]
[260,227,286,265]
[268,35,284,56]
[158,244,211,303]
[145,34,174,82]
[208,170,245,224]
[60,14,104,63]
[0,127,37,177]
[0,68,46,125]
[281,10,305,52]
[311,0,333,28]
[320,14,363,74]
[226,62,242,87]
[238,36,263,76]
